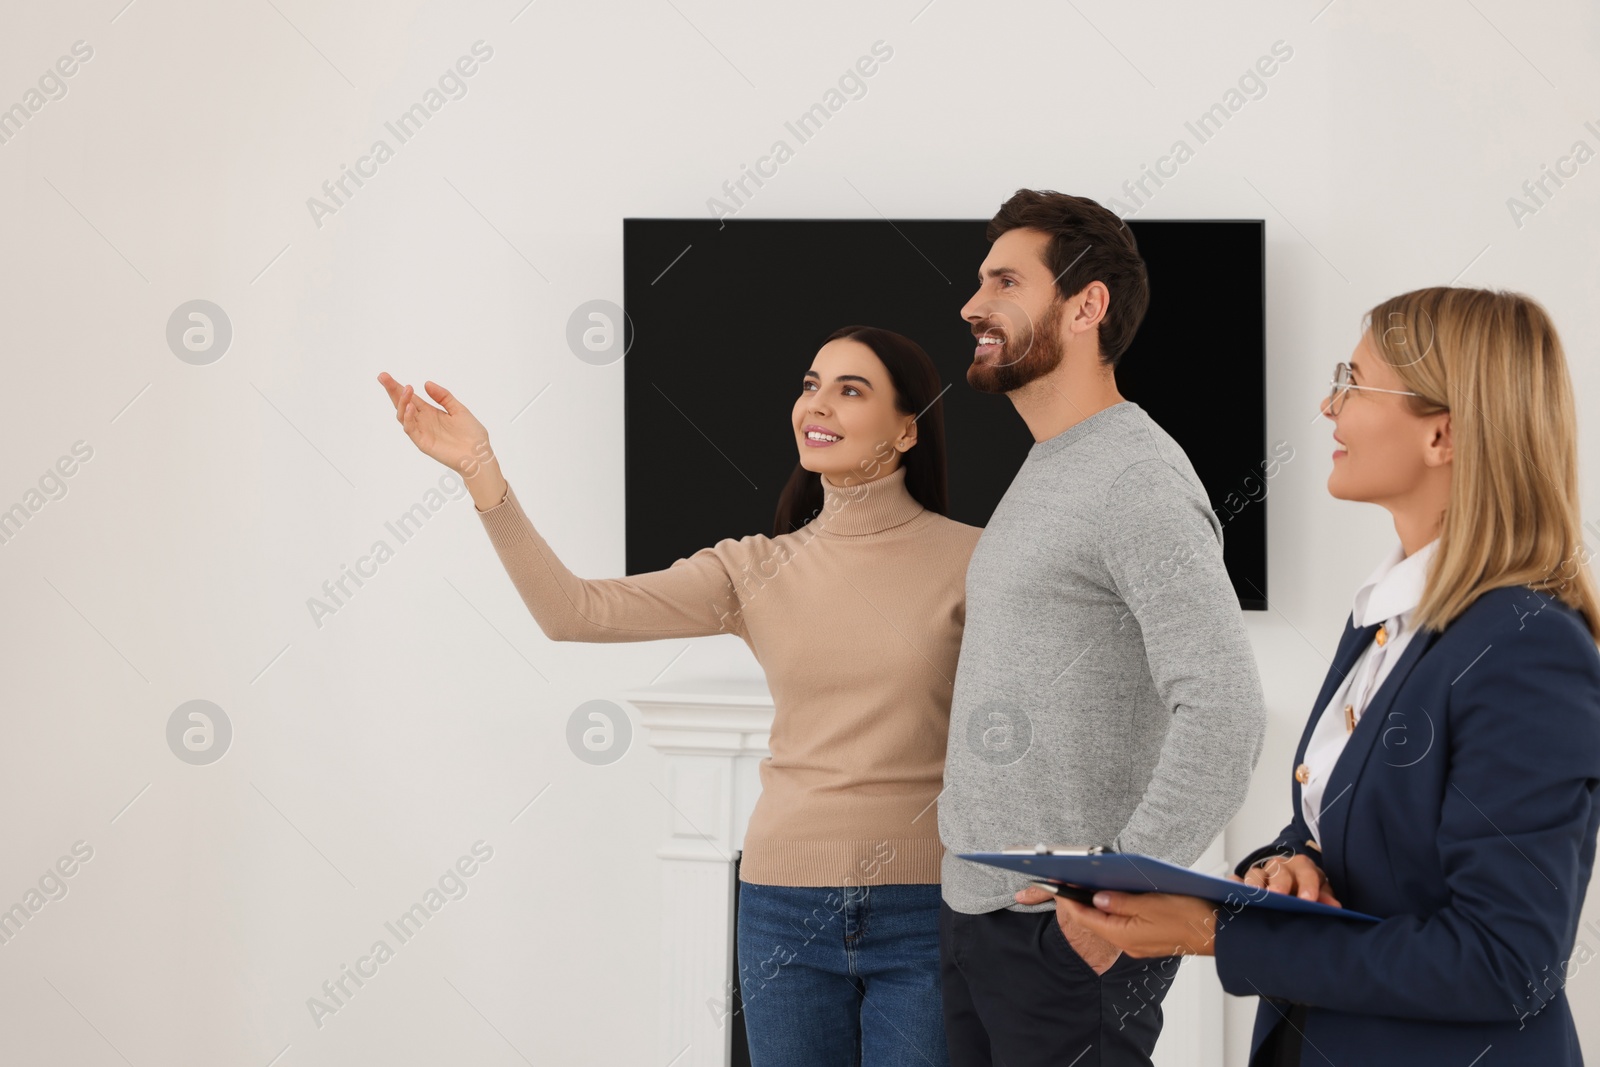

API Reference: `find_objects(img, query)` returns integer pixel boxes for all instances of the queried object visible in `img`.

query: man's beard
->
[966,298,1065,394]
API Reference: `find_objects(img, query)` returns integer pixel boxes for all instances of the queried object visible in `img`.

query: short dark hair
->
[985,189,1150,366]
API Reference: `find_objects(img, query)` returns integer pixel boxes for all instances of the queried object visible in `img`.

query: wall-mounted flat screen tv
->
[622,217,1268,609]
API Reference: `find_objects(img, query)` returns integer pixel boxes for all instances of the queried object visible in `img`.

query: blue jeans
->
[736,880,950,1067]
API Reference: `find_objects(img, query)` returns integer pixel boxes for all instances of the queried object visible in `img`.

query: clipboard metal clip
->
[999,843,1116,856]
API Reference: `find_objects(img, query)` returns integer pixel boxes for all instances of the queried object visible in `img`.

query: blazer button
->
[1295,763,1311,784]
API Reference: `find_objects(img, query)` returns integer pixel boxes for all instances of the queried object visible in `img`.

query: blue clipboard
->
[959,847,1381,923]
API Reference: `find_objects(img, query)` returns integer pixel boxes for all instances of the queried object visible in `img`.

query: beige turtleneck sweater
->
[473,465,982,886]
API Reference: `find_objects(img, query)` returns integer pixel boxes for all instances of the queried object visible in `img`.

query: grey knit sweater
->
[938,401,1267,914]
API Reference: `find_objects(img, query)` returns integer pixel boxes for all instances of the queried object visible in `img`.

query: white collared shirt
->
[1300,537,1440,849]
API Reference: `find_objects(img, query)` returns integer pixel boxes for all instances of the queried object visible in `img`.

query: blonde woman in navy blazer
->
[1040,286,1600,1065]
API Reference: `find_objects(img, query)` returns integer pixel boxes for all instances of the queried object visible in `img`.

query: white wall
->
[1,1,1596,1063]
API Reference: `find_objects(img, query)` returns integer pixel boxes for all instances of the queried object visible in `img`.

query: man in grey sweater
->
[937,190,1267,1066]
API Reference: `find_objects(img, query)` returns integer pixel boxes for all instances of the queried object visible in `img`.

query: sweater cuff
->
[473,482,511,514]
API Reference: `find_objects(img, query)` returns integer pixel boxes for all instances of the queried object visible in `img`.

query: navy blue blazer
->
[1214,584,1600,1066]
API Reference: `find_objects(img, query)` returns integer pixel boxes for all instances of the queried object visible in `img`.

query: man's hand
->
[1015,886,1122,974]
[1228,851,1341,907]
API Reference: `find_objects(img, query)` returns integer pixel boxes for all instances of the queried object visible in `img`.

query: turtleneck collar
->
[806,464,927,538]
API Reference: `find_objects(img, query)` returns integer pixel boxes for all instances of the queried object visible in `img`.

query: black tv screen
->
[621,217,1267,610]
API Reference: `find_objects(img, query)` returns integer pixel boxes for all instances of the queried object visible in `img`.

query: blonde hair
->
[1363,286,1600,641]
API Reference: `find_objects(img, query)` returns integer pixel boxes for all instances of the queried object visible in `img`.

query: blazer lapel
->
[1282,615,1381,856]
[1300,614,1382,762]
[1315,625,1442,889]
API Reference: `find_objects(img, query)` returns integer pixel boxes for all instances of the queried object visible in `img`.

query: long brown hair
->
[773,325,950,537]
[1366,286,1600,640]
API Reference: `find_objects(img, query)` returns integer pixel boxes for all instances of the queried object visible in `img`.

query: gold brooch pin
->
[1375,624,1388,646]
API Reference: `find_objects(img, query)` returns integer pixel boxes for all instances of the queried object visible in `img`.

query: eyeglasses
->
[1324,362,1422,417]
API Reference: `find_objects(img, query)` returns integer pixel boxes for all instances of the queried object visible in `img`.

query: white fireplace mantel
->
[627,677,775,1067]
[625,676,1225,1067]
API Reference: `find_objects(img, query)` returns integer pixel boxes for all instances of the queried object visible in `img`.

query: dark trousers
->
[939,901,1180,1067]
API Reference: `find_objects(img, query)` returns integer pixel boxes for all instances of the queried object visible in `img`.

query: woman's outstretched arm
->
[474,481,746,642]
[378,373,747,643]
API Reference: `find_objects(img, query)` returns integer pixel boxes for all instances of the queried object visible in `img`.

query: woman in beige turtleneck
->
[379,325,980,1067]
